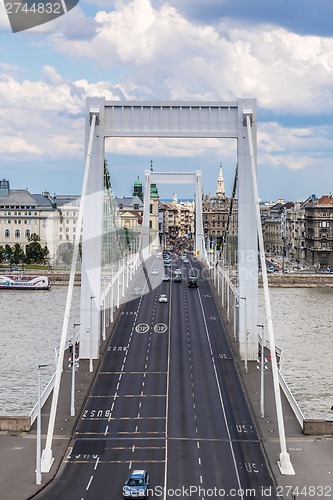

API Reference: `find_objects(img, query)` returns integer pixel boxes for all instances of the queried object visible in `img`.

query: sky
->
[1,0,333,202]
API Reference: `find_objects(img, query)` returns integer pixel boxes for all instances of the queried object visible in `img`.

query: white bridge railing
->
[206,255,304,429]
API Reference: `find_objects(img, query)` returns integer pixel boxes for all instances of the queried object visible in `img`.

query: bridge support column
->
[237,98,258,364]
[80,97,106,362]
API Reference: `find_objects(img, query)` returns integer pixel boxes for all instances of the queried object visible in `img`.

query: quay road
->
[34,255,276,499]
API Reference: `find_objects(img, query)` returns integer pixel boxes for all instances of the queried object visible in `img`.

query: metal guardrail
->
[29,372,56,425]
[207,257,304,429]
[30,338,74,425]
[278,369,304,428]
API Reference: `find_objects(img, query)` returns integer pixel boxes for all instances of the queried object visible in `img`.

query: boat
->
[0,275,51,290]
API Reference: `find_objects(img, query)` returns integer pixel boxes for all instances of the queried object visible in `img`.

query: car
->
[162,274,170,281]
[159,293,168,303]
[188,276,198,288]
[150,268,159,275]
[174,268,181,275]
[132,287,141,295]
[174,275,182,282]
[123,470,149,498]
[183,258,189,263]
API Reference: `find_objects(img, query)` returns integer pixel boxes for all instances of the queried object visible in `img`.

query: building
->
[0,179,79,264]
[303,195,333,269]
[202,165,232,248]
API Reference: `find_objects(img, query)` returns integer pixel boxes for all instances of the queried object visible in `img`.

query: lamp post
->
[90,296,96,373]
[257,324,265,418]
[36,364,48,485]
[240,296,248,373]
[71,323,80,417]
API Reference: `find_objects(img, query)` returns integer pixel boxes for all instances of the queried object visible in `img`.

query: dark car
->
[187,276,198,288]
[123,470,150,498]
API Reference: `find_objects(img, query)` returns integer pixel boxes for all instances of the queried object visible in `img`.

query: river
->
[0,285,332,419]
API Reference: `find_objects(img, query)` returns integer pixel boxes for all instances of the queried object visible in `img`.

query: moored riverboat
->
[0,275,51,290]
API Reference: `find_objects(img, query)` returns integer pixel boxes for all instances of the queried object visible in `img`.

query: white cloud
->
[1,0,333,198]
[258,121,333,172]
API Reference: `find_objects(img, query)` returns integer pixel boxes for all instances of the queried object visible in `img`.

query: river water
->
[0,285,332,419]
[0,286,80,416]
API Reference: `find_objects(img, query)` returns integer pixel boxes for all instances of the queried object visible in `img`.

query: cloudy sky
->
[1,0,333,201]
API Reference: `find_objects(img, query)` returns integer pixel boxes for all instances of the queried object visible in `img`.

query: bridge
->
[37,98,297,496]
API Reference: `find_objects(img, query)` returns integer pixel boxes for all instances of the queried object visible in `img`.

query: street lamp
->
[36,363,48,485]
[240,296,248,373]
[257,324,266,418]
[90,296,96,373]
[70,323,80,417]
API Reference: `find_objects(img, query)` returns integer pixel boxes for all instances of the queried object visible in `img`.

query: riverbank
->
[3,268,333,287]
[261,272,333,287]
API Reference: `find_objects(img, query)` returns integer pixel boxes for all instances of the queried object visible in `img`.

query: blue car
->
[123,470,150,498]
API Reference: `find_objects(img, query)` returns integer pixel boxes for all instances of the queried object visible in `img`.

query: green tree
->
[4,244,12,260]
[25,233,49,264]
[12,243,25,265]
[0,245,5,263]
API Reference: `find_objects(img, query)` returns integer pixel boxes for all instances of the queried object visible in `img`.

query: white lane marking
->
[163,272,172,500]
[197,288,244,498]
[86,475,94,490]
[94,457,100,470]
[104,425,109,435]
[197,442,200,449]
[129,461,132,469]
[198,457,201,465]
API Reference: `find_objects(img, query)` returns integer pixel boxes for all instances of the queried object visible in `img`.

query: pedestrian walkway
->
[0,356,98,500]
[239,358,333,499]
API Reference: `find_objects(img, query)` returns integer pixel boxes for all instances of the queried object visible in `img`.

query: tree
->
[12,243,25,265]
[0,245,5,263]
[4,244,12,260]
[25,233,49,264]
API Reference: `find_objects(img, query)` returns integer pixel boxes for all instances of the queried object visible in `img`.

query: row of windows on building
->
[2,211,38,216]
[0,219,76,225]
[4,230,31,238]
[0,208,78,216]
[2,229,74,240]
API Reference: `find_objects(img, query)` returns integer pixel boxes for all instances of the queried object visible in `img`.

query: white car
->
[162,274,170,281]
[159,294,168,303]
[174,268,181,275]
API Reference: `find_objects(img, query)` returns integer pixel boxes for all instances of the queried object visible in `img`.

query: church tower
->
[133,176,143,201]
[216,163,225,198]
[149,160,160,250]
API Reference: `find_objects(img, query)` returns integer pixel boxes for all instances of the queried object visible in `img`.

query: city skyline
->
[1,1,333,201]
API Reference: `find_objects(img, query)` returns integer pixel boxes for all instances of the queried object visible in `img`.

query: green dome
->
[134,176,142,187]
[150,184,159,198]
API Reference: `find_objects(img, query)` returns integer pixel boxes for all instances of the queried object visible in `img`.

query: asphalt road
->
[34,255,277,500]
